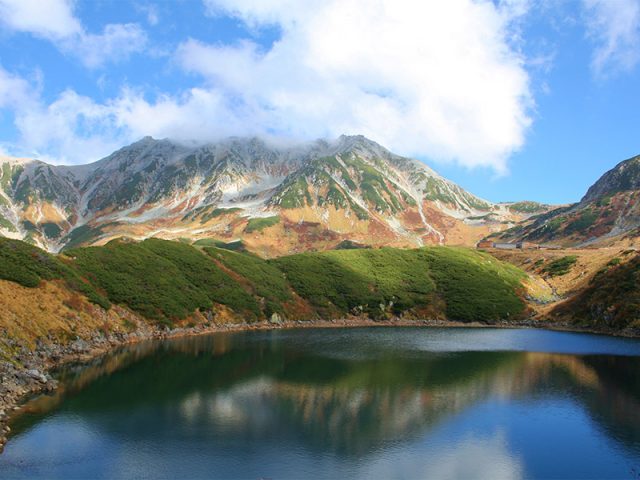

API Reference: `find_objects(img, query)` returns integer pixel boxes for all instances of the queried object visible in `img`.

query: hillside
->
[0,136,545,255]
[549,250,640,331]
[488,154,640,247]
[0,237,530,358]
[486,245,640,335]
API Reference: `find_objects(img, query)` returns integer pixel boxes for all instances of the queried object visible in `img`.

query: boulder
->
[25,369,48,384]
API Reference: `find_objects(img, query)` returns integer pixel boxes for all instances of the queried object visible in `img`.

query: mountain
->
[488,154,640,247]
[0,135,545,254]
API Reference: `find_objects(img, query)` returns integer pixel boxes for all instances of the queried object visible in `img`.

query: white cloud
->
[189,0,534,172]
[71,24,148,69]
[0,0,81,39]
[583,0,640,76]
[0,0,147,68]
[0,67,36,110]
[0,1,534,171]
[135,3,160,26]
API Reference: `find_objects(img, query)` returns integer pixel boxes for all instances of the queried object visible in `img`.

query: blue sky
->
[0,0,638,205]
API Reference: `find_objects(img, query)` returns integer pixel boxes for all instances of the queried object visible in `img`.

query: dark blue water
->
[1,327,640,479]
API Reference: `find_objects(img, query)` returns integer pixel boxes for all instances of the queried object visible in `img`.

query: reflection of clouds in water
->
[3,329,639,479]
[360,431,523,480]
[180,377,277,432]
[0,416,106,474]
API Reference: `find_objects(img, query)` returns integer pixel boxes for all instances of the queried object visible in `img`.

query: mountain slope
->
[488,154,640,247]
[0,237,528,333]
[0,136,542,254]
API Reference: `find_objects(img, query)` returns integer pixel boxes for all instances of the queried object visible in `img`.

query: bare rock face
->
[487,153,640,247]
[0,135,536,253]
[25,369,48,384]
[582,155,640,203]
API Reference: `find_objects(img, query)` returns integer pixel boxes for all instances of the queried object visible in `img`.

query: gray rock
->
[25,369,48,384]
[71,339,90,353]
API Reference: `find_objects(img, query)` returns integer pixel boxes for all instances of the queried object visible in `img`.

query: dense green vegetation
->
[543,255,578,277]
[69,239,261,323]
[42,222,62,239]
[0,238,529,325]
[183,205,242,224]
[272,248,437,317]
[193,238,247,252]
[508,201,546,214]
[565,210,598,234]
[272,247,525,321]
[61,224,112,250]
[275,176,313,209]
[0,214,15,232]
[421,248,526,321]
[245,216,280,233]
[0,237,109,307]
[205,247,292,316]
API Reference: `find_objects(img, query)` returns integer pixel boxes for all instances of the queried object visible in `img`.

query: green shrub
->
[193,238,247,252]
[245,216,280,233]
[205,247,292,316]
[421,247,525,322]
[272,247,525,321]
[0,238,528,325]
[0,237,109,308]
[543,255,578,277]
[69,239,260,322]
[273,248,437,317]
[565,210,598,234]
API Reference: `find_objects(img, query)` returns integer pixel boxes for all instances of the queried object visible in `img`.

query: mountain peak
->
[331,135,390,157]
[0,134,533,253]
[582,154,640,202]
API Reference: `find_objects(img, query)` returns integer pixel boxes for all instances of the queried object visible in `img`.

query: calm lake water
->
[1,327,640,479]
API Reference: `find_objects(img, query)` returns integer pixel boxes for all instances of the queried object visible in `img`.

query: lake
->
[1,327,640,479]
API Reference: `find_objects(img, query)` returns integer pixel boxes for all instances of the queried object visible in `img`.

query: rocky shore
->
[1,315,638,452]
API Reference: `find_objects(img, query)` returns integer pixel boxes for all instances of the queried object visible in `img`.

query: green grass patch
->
[543,255,578,277]
[0,238,528,326]
[0,214,16,232]
[0,237,109,307]
[245,216,280,233]
[42,222,62,239]
[205,247,292,316]
[272,247,525,321]
[61,224,111,250]
[565,210,598,234]
[421,247,526,322]
[508,201,546,214]
[193,238,247,252]
[69,239,261,323]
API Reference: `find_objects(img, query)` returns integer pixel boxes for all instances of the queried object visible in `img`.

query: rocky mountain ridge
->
[488,153,640,247]
[0,135,545,254]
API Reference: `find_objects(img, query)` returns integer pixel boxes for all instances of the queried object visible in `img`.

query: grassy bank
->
[0,238,529,329]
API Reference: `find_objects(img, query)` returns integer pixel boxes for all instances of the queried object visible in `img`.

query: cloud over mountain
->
[177,0,535,172]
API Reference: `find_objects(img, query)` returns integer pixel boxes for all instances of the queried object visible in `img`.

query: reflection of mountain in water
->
[12,331,640,457]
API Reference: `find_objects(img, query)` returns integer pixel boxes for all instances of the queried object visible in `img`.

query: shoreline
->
[1,316,638,452]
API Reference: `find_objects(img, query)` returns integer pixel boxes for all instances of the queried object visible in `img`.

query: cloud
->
[0,0,81,39]
[0,66,36,110]
[72,24,148,69]
[0,65,123,163]
[135,3,160,26]
[0,0,147,68]
[0,1,534,171]
[583,0,640,76]
[187,0,534,172]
